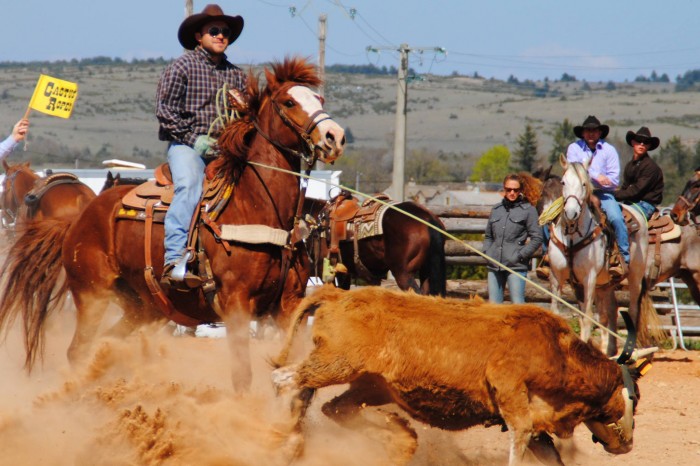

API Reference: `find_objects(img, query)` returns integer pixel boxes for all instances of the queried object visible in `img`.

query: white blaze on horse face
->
[288,86,345,158]
[562,167,584,222]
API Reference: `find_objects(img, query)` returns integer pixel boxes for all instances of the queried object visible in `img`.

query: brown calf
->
[272,285,649,465]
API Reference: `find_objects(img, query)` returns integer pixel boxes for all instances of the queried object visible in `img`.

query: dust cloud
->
[0,306,412,466]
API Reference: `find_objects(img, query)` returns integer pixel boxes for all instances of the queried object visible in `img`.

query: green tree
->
[692,140,700,171]
[469,145,511,182]
[547,118,574,166]
[657,136,692,198]
[511,124,538,172]
[405,148,450,183]
[660,136,690,175]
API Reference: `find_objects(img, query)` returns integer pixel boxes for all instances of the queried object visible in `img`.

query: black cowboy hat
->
[178,4,244,50]
[626,126,660,151]
[573,115,610,140]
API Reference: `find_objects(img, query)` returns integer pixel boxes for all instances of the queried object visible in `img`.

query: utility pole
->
[185,0,193,17]
[318,14,327,98]
[366,45,446,201]
[392,44,408,202]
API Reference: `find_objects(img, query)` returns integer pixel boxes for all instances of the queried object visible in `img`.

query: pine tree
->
[547,119,574,166]
[511,124,538,172]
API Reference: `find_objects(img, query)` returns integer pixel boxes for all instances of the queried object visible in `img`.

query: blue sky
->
[3,0,700,82]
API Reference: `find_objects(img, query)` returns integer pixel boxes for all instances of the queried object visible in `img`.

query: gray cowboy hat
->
[626,126,660,151]
[573,115,610,140]
[178,4,244,50]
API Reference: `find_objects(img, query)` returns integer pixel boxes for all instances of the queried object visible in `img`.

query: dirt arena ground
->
[0,302,698,466]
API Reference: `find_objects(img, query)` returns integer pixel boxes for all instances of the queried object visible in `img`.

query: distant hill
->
[1,59,699,193]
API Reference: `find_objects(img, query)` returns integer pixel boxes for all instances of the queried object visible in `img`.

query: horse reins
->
[1,170,24,228]
[553,171,606,285]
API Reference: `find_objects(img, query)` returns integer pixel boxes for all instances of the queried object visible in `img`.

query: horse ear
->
[559,153,567,170]
[106,171,114,182]
[264,68,277,89]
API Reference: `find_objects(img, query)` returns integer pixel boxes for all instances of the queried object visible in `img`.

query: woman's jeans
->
[164,142,206,265]
[487,270,527,304]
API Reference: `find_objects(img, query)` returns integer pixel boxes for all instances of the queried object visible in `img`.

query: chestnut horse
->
[669,167,700,225]
[648,168,700,304]
[1,160,95,230]
[305,195,446,295]
[0,58,345,389]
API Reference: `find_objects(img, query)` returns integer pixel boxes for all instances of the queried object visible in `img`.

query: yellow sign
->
[28,74,78,119]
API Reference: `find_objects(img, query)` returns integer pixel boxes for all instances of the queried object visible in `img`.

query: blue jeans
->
[597,191,630,263]
[487,270,527,304]
[164,142,206,265]
[628,200,656,221]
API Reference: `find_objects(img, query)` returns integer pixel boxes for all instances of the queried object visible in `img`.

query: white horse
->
[547,155,658,356]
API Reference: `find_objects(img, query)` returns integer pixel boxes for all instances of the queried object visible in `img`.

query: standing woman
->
[483,174,543,303]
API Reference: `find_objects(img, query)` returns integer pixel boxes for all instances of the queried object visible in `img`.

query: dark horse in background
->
[100,171,149,193]
[304,193,447,296]
[1,160,95,231]
[0,58,345,389]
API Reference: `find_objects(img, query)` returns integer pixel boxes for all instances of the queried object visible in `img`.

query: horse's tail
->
[0,218,71,372]
[270,284,342,368]
[426,218,447,296]
[637,278,667,347]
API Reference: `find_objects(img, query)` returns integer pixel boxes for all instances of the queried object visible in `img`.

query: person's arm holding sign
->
[0,119,30,161]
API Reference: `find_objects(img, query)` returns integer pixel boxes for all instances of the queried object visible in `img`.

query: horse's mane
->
[570,162,593,202]
[211,57,321,182]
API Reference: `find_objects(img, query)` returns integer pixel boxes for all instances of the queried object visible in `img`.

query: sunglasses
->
[504,187,521,193]
[206,26,231,38]
[632,140,648,146]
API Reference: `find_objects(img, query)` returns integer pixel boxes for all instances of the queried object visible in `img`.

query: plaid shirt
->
[156,46,247,147]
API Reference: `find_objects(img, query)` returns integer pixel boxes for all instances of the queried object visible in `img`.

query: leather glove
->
[194,135,217,157]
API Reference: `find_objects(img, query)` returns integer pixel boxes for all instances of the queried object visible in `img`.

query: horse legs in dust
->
[219,292,255,391]
[67,289,113,365]
[67,282,165,365]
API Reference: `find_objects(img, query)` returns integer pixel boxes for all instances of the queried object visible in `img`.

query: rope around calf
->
[248,161,627,344]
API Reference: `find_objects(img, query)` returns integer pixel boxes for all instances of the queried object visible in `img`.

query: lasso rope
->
[208,84,241,138]
[539,196,563,226]
[247,161,627,343]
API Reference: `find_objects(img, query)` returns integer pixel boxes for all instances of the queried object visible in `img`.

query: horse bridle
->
[253,85,334,168]
[674,182,700,223]
[1,170,23,229]
[555,167,604,258]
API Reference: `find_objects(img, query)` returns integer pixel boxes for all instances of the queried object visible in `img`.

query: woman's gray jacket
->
[483,199,543,272]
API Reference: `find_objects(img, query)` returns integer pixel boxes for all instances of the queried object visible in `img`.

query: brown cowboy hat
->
[178,4,244,50]
[573,115,610,140]
[626,126,660,151]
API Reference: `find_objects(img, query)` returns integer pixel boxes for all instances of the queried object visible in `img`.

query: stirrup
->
[161,252,202,290]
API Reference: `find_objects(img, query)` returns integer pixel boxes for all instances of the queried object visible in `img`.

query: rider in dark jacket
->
[614,126,664,220]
